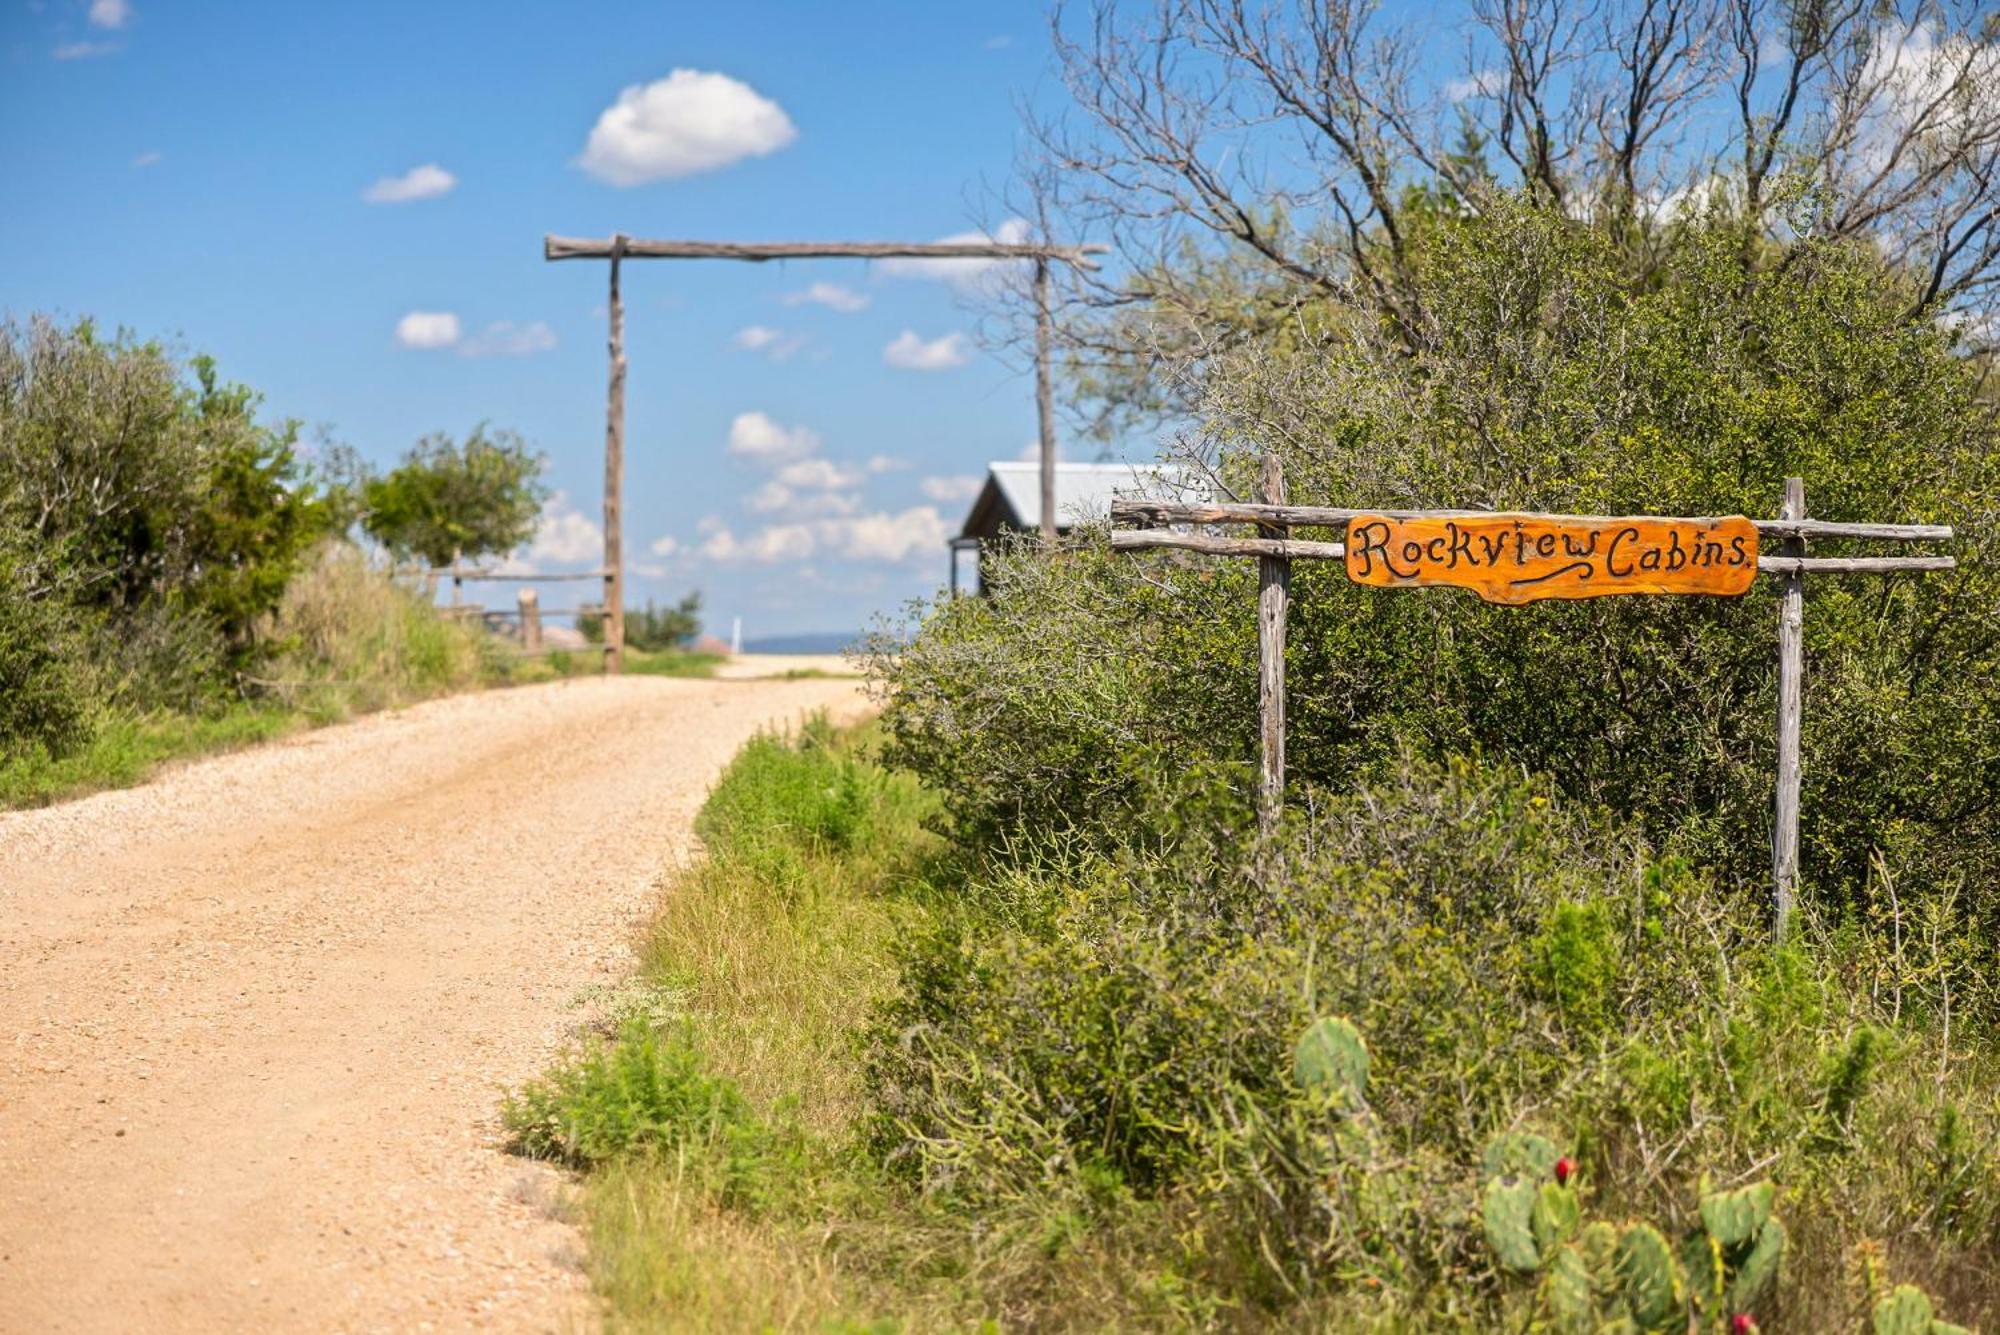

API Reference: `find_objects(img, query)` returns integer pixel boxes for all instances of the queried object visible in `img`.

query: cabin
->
[950,460,1193,594]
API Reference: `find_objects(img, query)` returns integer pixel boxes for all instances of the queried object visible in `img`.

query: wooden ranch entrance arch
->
[543,232,1105,672]
[1111,473,1958,939]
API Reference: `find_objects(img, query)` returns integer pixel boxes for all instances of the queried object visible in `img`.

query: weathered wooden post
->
[1256,453,1289,834]
[1034,256,1057,544]
[1773,476,1806,940]
[602,235,627,674]
[517,587,542,652]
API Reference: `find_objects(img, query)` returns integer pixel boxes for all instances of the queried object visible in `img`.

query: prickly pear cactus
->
[1872,1283,1974,1335]
[1292,1017,1368,1109]
[1484,1176,1544,1272]
[1481,1130,1560,1184]
[1682,1227,1725,1314]
[1533,1181,1581,1254]
[1543,1244,1600,1332]
[1726,1217,1785,1313]
[1699,1179,1774,1249]
[1614,1223,1681,1332]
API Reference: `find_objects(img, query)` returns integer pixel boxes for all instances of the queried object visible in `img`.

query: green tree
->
[362,426,548,568]
[600,595,704,655]
[880,198,2000,931]
[0,316,333,673]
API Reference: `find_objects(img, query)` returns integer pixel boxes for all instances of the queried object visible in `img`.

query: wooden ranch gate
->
[1111,473,1957,938]
[544,233,1104,672]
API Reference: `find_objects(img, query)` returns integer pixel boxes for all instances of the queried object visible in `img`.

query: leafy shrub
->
[504,1020,795,1212]
[0,524,95,761]
[862,759,2000,1325]
[695,716,902,890]
[581,593,702,650]
[876,197,2000,955]
[0,317,333,659]
[258,540,488,715]
[361,425,546,567]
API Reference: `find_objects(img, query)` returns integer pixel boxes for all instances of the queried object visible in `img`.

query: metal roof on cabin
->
[959,461,1189,539]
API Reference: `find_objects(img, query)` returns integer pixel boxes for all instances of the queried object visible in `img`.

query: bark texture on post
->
[602,237,627,675]
[1257,451,1289,835]
[1034,257,1057,544]
[1773,476,1806,940]
[517,588,542,652]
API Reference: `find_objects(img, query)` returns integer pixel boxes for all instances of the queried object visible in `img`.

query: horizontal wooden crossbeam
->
[420,569,610,582]
[1108,530,1345,559]
[1757,555,1956,574]
[1109,499,1954,543]
[544,235,1108,269]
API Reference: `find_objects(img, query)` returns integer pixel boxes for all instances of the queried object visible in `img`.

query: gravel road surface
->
[0,673,866,1333]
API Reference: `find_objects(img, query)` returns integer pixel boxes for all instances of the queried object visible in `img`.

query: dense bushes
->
[0,318,333,667]
[0,316,341,767]
[876,201,2000,928]
[854,197,2000,1327]
[863,760,2000,1326]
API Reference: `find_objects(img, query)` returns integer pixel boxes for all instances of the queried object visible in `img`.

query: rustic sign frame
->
[1110,474,1958,938]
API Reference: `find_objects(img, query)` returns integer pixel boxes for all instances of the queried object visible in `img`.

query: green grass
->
[508,719,2000,1334]
[504,717,976,1330]
[496,646,723,684]
[0,702,307,808]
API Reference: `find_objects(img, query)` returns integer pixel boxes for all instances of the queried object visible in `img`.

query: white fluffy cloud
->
[578,70,796,186]
[130,150,161,168]
[726,410,821,463]
[747,483,860,517]
[883,329,971,371]
[777,457,862,490]
[780,281,869,313]
[833,507,951,562]
[363,163,457,204]
[733,324,806,360]
[880,218,1030,286]
[1444,68,1502,102]
[1856,24,2000,171]
[88,0,131,29]
[691,507,948,566]
[699,522,817,564]
[920,474,983,503]
[394,310,461,349]
[53,40,116,59]
[460,321,556,357]
[526,494,603,565]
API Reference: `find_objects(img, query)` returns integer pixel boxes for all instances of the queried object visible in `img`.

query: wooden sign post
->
[1111,478,1957,938]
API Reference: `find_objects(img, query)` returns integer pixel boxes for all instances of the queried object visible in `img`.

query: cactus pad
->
[1615,1223,1681,1331]
[1544,1245,1598,1331]
[1699,1180,1775,1249]
[1481,1131,1561,1184]
[1483,1177,1544,1272]
[1292,1017,1369,1108]
[1726,1217,1785,1313]
[1873,1286,1936,1335]
[1532,1181,1581,1254]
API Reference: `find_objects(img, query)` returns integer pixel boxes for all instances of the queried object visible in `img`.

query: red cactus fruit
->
[1731,1314,1758,1335]
[1554,1156,1575,1186]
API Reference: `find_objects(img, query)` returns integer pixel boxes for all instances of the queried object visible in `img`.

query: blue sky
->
[0,0,1097,640]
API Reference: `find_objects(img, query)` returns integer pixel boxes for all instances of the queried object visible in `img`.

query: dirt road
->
[0,674,866,1333]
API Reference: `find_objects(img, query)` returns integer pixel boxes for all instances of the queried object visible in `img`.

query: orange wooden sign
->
[1343,513,1760,605]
